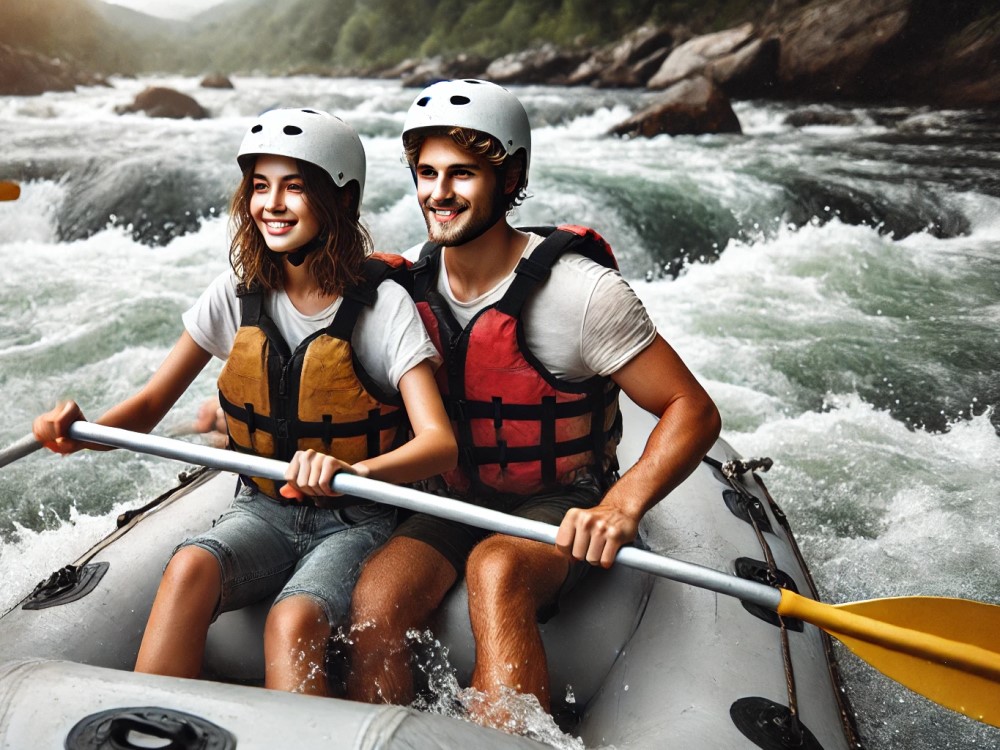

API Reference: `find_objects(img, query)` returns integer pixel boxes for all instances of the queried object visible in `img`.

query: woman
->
[32,108,456,696]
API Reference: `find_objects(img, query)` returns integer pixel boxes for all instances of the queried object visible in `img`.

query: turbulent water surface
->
[1,76,998,749]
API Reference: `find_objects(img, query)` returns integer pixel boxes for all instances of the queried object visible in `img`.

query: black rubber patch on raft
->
[730,696,825,750]
[22,562,109,610]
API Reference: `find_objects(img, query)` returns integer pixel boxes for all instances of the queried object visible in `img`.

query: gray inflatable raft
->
[0,401,861,749]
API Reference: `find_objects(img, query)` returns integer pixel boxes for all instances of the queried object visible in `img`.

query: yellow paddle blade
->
[779,590,1000,728]
[0,181,19,201]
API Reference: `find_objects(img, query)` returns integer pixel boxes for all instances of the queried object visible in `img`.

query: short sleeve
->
[352,280,441,393]
[579,271,657,377]
[181,270,241,361]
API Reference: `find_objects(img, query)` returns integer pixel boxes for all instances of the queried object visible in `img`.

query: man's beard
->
[423,199,493,246]
[422,182,508,247]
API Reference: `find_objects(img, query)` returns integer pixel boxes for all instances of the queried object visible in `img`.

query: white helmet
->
[237,108,366,203]
[402,79,531,175]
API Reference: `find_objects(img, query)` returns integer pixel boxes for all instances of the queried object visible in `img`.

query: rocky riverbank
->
[3,0,997,137]
[384,0,999,107]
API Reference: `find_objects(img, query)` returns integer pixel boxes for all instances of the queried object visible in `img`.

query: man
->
[347,79,721,723]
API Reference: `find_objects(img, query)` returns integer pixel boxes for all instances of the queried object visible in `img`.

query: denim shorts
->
[178,483,395,625]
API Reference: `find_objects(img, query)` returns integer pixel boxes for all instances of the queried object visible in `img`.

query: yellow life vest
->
[217,257,409,501]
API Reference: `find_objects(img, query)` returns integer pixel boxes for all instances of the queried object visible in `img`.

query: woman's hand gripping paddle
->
[4,421,1000,727]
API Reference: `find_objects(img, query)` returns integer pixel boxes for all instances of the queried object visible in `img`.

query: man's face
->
[414,135,501,247]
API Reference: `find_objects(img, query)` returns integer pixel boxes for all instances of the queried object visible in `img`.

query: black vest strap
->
[219,391,405,440]
[225,260,407,466]
[236,284,290,359]
[412,246,465,349]
[412,227,621,492]
[327,257,392,341]
[496,229,578,318]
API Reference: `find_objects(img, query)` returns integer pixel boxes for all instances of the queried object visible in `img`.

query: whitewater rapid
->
[1,75,998,749]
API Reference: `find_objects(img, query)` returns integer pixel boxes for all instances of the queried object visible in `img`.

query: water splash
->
[405,628,585,750]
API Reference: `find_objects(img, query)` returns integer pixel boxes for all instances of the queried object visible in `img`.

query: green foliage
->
[7,0,995,78]
[1,0,139,71]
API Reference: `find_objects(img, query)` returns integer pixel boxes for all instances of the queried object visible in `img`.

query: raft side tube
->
[0,659,553,750]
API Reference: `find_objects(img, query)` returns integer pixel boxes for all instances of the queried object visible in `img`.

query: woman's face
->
[249,154,321,253]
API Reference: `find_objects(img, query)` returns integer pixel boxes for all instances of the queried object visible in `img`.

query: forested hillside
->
[183,0,786,72]
[5,0,816,74]
[3,0,998,89]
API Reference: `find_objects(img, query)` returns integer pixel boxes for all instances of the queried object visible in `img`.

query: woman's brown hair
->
[228,158,371,295]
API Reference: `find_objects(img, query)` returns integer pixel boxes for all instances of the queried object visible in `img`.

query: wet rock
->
[609,76,741,137]
[707,37,780,98]
[399,54,489,88]
[769,0,911,100]
[200,73,234,89]
[0,43,108,95]
[648,23,756,90]
[784,108,862,127]
[115,86,209,119]
[485,43,588,85]
[567,25,676,87]
[896,8,1000,107]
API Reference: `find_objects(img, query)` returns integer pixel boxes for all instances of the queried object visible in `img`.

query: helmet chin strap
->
[275,233,326,267]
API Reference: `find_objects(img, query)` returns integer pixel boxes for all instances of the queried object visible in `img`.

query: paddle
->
[0,181,20,201]
[0,433,43,469]
[6,421,1000,727]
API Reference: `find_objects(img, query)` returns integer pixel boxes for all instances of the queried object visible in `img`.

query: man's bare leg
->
[465,535,569,723]
[347,536,457,704]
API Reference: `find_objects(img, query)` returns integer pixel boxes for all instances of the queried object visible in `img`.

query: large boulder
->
[0,43,107,96]
[399,54,489,88]
[115,87,209,119]
[485,43,588,85]
[647,23,756,90]
[200,73,234,89]
[567,25,677,87]
[895,7,1000,106]
[766,0,1000,105]
[769,0,910,100]
[609,76,741,137]
[706,36,781,98]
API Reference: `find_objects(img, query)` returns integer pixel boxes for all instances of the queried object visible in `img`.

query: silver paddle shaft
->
[64,421,783,610]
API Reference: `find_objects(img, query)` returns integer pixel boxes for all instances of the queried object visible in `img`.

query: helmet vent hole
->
[250,124,262,133]
[302,109,320,115]
[338,172,344,180]
[283,125,303,136]
[417,97,431,107]
[450,95,471,106]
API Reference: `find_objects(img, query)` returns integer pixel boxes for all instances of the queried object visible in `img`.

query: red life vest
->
[217,254,411,502]
[412,225,622,497]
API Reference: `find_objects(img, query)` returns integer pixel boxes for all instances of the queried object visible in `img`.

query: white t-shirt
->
[404,232,656,382]
[183,270,440,394]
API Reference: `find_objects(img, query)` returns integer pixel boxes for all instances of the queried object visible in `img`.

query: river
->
[0,76,998,749]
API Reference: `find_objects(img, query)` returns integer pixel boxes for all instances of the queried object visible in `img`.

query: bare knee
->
[349,539,456,644]
[265,595,330,646]
[466,538,526,598]
[349,562,410,640]
[466,537,566,612]
[161,545,221,598]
